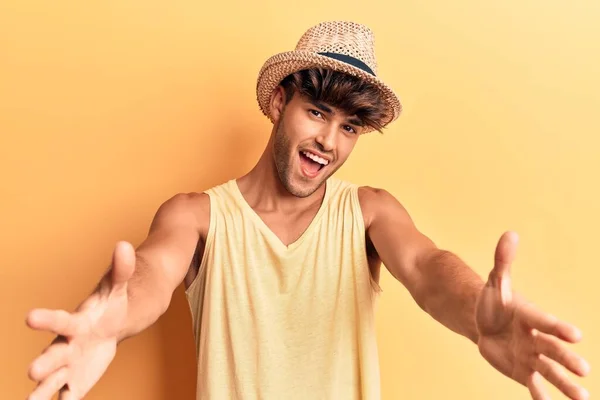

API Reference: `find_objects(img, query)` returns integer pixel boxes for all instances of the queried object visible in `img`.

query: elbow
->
[408,273,434,314]
[409,249,448,310]
[412,282,436,316]
[157,291,174,316]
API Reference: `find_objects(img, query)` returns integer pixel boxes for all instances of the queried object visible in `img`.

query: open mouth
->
[299,150,329,178]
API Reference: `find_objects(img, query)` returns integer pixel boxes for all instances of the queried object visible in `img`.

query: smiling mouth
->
[299,150,329,178]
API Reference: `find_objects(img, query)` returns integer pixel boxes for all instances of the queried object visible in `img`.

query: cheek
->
[337,137,359,160]
[287,109,322,138]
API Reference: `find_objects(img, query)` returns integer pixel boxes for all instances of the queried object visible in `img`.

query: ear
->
[269,86,287,123]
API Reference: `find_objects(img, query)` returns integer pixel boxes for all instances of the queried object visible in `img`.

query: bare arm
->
[26,191,209,400]
[360,186,590,399]
[115,192,208,341]
[360,186,483,343]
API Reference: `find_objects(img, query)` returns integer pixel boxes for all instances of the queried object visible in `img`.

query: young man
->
[26,21,589,400]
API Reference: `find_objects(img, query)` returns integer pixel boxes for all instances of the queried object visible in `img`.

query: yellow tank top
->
[185,177,382,400]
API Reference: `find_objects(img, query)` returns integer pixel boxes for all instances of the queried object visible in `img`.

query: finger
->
[26,309,79,337]
[27,366,68,400]
[520,303,583,343]
[28,341,71,382]
[527,371,551,400]
[486,231,518,304]
[59,387,78,400]
[535,332,591,377]
[492,231,519,279]
[534,354,590,400]
[111,241,136,292]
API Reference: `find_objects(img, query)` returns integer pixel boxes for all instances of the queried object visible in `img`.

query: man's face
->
[271,89,363,198]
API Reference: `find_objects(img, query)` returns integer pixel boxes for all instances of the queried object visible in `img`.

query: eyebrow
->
[309,100,364,127]
[346,117,364,127]
[310,101,333,114]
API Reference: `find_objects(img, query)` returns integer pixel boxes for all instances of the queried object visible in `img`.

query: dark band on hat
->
[318,52,375,76]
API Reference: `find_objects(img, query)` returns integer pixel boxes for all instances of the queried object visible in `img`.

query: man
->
[26,21,589,400]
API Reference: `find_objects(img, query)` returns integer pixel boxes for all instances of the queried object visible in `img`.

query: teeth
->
[302,151,329,166]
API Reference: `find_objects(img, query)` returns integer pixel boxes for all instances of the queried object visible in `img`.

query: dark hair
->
[279,68,389,132]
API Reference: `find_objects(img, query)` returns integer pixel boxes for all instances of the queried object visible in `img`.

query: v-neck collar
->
[230,178,332,253]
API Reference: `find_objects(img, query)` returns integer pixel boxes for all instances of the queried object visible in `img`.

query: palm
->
[26,241,135,400]
[475,232,590,400]
[61,285,128,397]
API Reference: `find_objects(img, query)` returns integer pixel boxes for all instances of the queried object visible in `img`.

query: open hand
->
[26,241,136,400]
[475,232,590,399]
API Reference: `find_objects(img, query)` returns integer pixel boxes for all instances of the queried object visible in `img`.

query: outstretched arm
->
[26,192,208,400]
[360,187,482,342]
[360,186,590,400]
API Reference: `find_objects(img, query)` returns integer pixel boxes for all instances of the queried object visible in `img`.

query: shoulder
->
[154,191,210,236]
[358,186,412,230]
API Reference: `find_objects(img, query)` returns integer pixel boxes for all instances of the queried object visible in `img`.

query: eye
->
[343,125,357,134]
[309,109,323,118]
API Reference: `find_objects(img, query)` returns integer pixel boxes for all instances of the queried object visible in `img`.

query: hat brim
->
[256,50,402,133]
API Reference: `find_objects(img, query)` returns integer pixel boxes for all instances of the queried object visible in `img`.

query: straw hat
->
[256,21,402,132]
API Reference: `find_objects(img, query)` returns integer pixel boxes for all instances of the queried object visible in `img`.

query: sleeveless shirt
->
[184,177,382,399]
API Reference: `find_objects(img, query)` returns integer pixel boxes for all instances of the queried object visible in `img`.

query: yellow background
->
[2,0,598,398]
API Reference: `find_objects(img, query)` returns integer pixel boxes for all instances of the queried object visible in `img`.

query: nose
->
[315,126,337,153]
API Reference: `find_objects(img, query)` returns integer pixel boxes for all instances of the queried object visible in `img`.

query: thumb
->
[493,231,519,279]
[110,241,136,292]
[486,231,519,303]
[59,387,78,400]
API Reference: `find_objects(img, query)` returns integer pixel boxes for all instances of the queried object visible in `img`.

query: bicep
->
[134,192,207,293]
[360,187,437,293]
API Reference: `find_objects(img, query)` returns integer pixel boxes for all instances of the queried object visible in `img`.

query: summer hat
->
[256,20,402,132]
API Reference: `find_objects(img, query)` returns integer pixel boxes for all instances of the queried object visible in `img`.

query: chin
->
[296,184,322,198]
[274,150,334,198]
[280,173,326,198]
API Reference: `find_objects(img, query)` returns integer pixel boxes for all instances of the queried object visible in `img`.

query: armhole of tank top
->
[350,184,384,297]
[184,189,217,295]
